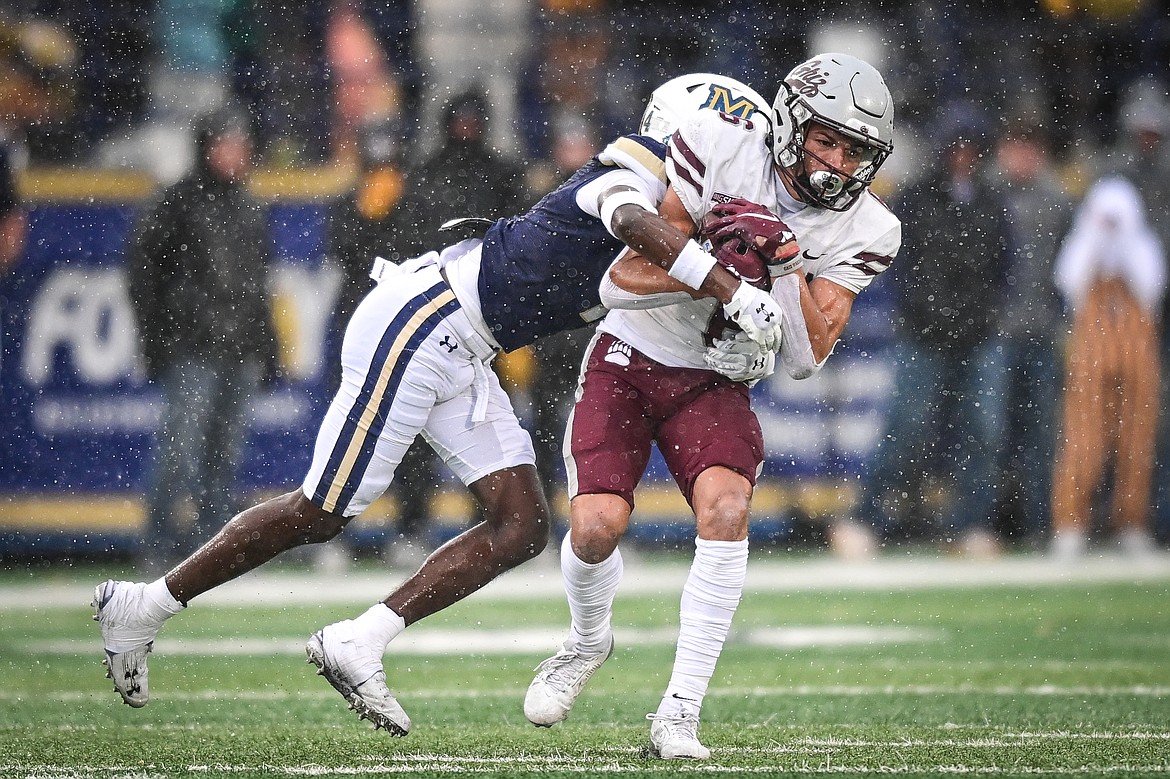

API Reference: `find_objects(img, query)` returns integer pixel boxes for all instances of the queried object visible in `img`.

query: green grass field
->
[2,551,1169,778]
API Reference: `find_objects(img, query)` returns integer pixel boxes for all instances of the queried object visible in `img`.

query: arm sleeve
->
[599,269,693,310]
[770,271,825,379]
[575,167,661,222]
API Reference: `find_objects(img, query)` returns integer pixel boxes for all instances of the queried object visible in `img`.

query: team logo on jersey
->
[701,85,760,120]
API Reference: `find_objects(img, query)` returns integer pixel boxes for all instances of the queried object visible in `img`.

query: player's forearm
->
[803,278,853,363]
[610,203,739,303]
[610,202,690,266]
[599,252,696,310]
[800,287,838,364]
[770,274,853,377]
[608,253,692,296]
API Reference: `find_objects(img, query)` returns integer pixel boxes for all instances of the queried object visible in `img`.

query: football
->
[699,231,771,291]
[699,209,772,345]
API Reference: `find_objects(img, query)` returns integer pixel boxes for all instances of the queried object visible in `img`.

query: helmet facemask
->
[770,53,894,211]
[777,111,891,211]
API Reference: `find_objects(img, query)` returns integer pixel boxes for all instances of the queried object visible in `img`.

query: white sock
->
[352,602,407,652]
[144,578,185,621]
[658,537,748,717]
[562,531,623,655]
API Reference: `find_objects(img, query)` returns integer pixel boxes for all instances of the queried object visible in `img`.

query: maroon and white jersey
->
[601,108,901,369]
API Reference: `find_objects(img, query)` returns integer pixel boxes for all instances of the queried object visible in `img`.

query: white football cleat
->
[647,711,710,759]
[523,636,613,726]
[92,580,163,707]
[306,621,411,736]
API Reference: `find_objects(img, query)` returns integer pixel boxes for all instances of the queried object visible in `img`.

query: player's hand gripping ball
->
[700,201,783,346]
[700,210,772,292]
[704,198,802,278]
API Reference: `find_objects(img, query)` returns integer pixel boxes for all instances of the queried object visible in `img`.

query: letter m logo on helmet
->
[702,85,761,120]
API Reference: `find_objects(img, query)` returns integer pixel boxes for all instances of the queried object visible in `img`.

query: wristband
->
[767,254,804,277]
[667,239,717,290]
[598,188,655,238]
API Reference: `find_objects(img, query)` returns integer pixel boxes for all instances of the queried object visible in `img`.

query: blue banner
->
[0,197,895,552]
[0,201,339,496]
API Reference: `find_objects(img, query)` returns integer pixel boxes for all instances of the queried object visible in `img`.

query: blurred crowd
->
[2,0,1170,560]
[1,1,1166,178]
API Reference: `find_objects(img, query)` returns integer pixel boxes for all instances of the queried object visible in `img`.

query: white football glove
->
[723,281,783,352]
[705,332,776,386]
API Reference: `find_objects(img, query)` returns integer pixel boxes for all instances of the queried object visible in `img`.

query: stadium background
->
[0,176,891,554]
[1,0,1167,557]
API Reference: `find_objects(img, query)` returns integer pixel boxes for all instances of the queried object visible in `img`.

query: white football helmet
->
[771,53,894,211]
[638,73,770,144]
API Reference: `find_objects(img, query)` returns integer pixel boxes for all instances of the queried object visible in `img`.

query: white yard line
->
[6,552,1170,610]
[26,624,943,656]
[7,725,1167,741]
[3,684,1168,705]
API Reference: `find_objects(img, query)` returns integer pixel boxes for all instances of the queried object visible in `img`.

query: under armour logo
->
[751,356,766,370]
[755,304,773,321]
[439,335,458,353]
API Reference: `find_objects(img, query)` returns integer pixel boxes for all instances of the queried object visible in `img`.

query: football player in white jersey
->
[524,56,901,760]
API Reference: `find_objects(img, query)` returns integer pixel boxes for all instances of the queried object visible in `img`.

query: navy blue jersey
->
[477,135,667,351]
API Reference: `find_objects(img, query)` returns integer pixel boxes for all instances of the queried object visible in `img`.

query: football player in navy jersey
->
[91,88,786,732]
